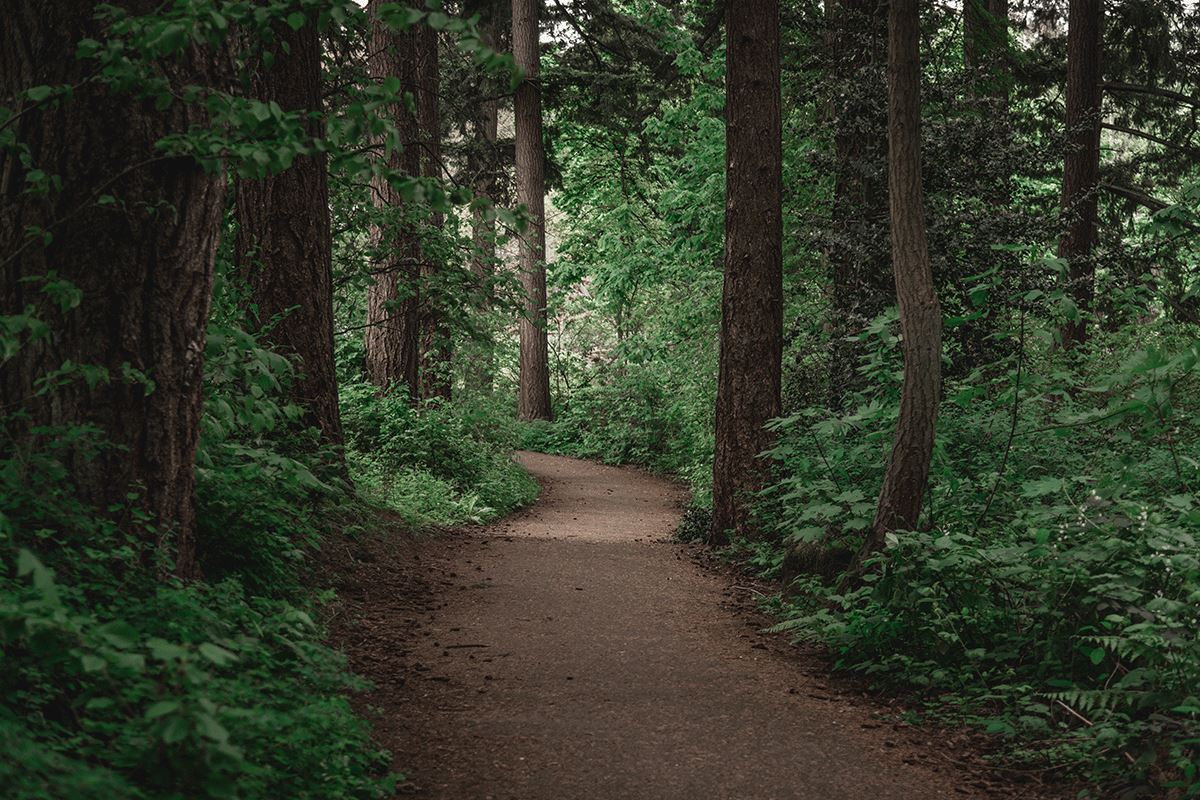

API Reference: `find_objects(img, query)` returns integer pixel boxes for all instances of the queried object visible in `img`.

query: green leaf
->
[151,23,189,54]
[160,715,189,744]
[145,700,181,720]
[1020,477,1064,498]
[199,642,237,666]
[97,620,139,649]
[80,654,106,673]
[196,712,230,744]
[147,638,187,661]
[16,548,41,577]
[112,652,145,672]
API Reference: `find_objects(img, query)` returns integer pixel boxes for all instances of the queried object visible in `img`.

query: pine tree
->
[1059,0,1103,349]
[710,0,783,544]
[235,9,344,452]
[864,0,944,557]
[1,1,229,578]
[512,0,552,420]
[365,1,422,399]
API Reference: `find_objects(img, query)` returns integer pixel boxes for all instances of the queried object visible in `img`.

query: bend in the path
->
[385,452,1002,799]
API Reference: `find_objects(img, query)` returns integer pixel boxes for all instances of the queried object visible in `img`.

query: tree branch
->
[1102,81,1200,108]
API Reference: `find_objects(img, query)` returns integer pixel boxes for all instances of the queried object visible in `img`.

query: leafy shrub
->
[519,370,714,501]
[340,382,538,527]
[0,312,393,799]
[762,336,1200,794]
[0,444,393,800]
[197,317,342,595]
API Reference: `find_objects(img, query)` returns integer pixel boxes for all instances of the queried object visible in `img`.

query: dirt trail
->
[339,453,1023,799]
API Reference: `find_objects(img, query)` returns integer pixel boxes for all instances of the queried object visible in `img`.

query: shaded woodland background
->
[2,1,1200,798]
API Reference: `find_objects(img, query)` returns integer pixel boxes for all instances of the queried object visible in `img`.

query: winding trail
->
[340,453,1015,799]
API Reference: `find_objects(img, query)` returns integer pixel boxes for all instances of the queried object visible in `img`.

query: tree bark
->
[961,0,1011,370]
[365,1,422,399]
[512,0,553,420]
[864,0,943,556]
[0,1,227,579]
[964,0,1008,84]
[710,0,783,545]
[466,0,502,394]
[416,23,452,401]
[1058,0,1103,350]
[235,10,344,451]
[826,0,891,408]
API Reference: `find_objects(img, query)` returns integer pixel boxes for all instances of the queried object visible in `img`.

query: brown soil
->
[330,452,1070,800]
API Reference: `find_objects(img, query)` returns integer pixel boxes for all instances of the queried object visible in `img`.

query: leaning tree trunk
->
[512,0,552,421]
[235,9,344,452]
[710,0,783,545]
[416,23,452,401]
[827,0,892,409]
[365,1,422,399]
[862,0,944,559]
[0,1,227,579]
[1058,0,1103,350]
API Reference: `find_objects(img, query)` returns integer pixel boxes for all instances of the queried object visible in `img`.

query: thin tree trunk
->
[235,10,344,452]
[365,1,422,399]
[513,0,552,420]
[417,23,452,401]
[827,0,891,408]
[964,0,1008,87]
[1058,0,1103,349]
[710,0,783,545]
[964,0,1010,116]
[467,0,502,394]
[961,0,1011,371]
[0,1,227,579]
[863,0,943,557]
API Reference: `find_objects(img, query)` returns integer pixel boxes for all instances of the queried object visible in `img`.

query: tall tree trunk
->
[960,0,1011,371]
[512,0,552,420]
[710,0,783,545]
[826,0,891,408]
[416,23,452,401]
[235,10,344,452]
[964,0,1009,88]
[467,0,502,393]
[1058,0,1103,350]
[0,1,227,579]
[863,0,943,557]
[365,1,422,399]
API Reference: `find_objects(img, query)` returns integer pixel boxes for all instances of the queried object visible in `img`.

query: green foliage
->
[341,384,538,527]
[1,2,529,799]
[530,6,723,500]
[0,554,392,800]
[757,331,1200,792]
[199,278,340,595]
[0,374,394,800]
[539,3,1200,794]
[520,374,713,497]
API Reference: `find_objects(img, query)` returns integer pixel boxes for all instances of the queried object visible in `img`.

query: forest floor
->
[329,452,1072,800]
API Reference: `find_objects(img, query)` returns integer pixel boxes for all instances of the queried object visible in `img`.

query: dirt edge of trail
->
[326,452,1078,800]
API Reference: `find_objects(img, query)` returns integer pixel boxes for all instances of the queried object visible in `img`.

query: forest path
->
[342,452,1006,799]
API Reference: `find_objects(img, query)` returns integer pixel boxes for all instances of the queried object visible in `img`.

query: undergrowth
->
[540,309,1200,796]
[1,297,535,798]
[343,385,538,527]
[1,312,395,799]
